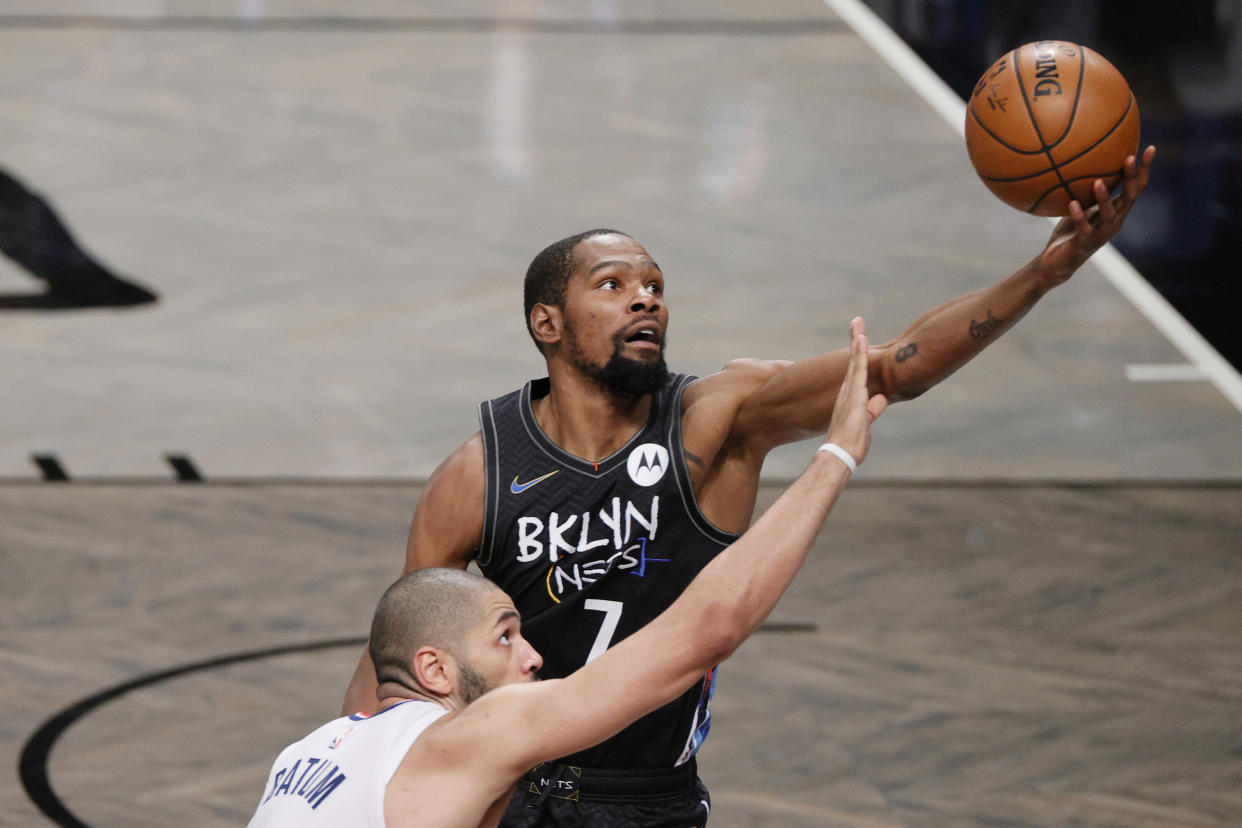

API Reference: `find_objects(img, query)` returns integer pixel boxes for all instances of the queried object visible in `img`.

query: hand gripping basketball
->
[821,317,888,471]
[1039,144,1156,286]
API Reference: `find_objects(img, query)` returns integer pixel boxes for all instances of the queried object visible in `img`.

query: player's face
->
[560,234,670,396]
[457,588,542,704]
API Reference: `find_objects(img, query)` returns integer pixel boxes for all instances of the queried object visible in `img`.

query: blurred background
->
[4,3,1241,827]
[2,1,1239,481]
[865,0,1242,371]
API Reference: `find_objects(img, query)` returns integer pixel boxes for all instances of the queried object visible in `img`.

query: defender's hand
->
[822,317,888,468]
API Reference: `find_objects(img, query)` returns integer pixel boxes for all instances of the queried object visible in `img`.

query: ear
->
[411,646,455,698]
[530,303,563,348]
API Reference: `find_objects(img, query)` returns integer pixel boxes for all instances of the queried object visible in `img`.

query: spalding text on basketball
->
[1032,40,1070,97]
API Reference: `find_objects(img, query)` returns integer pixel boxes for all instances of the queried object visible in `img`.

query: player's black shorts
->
[500,758,710,828]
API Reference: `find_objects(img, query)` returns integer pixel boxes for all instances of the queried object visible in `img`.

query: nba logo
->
[329,726,357,750]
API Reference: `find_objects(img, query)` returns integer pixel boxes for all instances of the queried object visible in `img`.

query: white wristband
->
[816,442,857,474]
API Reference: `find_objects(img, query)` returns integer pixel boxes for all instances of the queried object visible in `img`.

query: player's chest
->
[497,463,676,566]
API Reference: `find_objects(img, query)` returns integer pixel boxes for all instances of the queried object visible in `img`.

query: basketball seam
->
[967,104,1047,156]
[1014,44,1078,212]
[977,92,1136,184]
[1054,47,1088,150]
[968,50,1051,157]
[1029,170,1124,213]
[1058,91,1135,169]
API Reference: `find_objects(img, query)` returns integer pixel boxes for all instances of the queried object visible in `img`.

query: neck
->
[534,364,654,462]
[375,686,458,715]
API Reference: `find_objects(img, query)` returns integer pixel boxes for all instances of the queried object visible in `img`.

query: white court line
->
[1125,363,1206,382]
[822,0,1242,415]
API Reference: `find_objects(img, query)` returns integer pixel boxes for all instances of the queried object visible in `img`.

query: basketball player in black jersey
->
[343,146,1155,826]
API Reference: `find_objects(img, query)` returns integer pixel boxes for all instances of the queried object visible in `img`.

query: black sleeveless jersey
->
[477,373,739,769]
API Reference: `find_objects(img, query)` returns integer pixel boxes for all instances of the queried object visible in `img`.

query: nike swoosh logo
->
[510,470,559,494]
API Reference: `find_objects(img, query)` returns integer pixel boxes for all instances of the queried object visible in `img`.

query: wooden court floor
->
[3,480,1239,827]
[3,1,1241,826]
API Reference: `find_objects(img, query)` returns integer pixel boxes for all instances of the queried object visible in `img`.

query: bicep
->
[403,435,486,574]
[729,346,900,450]
[721,354,839,450]
[407,610,730,783]
[386,716,514,827]
[681,361,792,465]
[389,679,633,821]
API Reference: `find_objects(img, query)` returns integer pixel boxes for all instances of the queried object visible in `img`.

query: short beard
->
[456,661,493,705]
[569,328,670,399]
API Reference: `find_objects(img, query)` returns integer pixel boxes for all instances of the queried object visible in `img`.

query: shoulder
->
[433,433,485,485]
[386,696,533,823]
[411,681,558,780]
[406,433,485,572]
[675,360,794,480]
[482,380,537,413]
[420,433,485,506]
[681,358,794,412]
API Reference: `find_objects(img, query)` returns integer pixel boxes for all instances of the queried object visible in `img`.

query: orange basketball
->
[965,40,1140,216]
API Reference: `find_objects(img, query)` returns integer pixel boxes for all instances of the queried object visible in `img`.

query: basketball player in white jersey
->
[251,318,887,827]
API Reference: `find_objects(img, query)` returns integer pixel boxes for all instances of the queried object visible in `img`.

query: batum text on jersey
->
[260,757,347,811]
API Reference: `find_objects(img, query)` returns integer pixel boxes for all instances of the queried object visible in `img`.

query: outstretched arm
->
[729,146,1156,451]
[339,435,485,716]
[387,319,887,824]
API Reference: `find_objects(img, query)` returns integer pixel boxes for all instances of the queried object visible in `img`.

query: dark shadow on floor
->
[0,167,157,310]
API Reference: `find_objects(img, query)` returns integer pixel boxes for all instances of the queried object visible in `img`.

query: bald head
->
[369,568,495,692]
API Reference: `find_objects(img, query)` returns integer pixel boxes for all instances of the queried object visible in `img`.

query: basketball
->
[965,40,1140,216]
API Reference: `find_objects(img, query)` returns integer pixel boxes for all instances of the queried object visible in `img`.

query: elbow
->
[887,384,926,404]
[695,601,749,665]
[873,348,927,404]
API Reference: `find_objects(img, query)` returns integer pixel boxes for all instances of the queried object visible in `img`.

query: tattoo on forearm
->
[684,449,705,468]
[895,342,919,363]
[1025,285,1046,305]
[969,309,1003,341]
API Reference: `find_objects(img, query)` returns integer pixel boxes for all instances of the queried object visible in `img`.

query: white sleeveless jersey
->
[248,699,449,827]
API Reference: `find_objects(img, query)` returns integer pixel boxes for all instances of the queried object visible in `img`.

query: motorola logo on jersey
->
[627,443,669,486]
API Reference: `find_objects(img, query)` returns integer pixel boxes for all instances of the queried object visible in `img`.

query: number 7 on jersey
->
[583,599,623,664]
